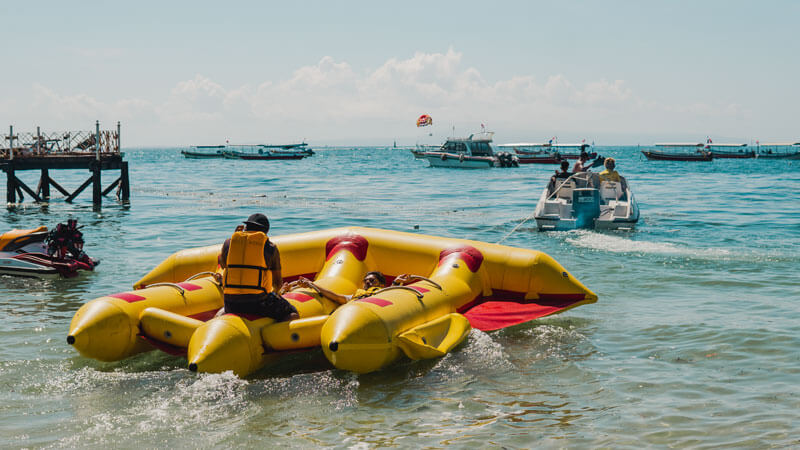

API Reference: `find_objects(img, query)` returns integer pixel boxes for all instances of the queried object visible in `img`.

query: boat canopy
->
[553,143,591,149]
[497,143,550,148]
[707,143,747,147]
[655,143,705,147]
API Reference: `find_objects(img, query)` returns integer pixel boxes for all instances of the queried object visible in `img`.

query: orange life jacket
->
[223,230,273,295]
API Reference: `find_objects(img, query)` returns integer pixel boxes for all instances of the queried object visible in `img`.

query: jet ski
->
[0,221,99,278]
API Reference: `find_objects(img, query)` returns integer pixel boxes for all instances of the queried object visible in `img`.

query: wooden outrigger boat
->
[181,146,225,159]
[706,143,754,159]
[642,143,712,161]
[755,142,800,159]
[497,143,561,164]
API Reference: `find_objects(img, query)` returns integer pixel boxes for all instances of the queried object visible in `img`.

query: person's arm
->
[218,239,230,269]
[392,274,424,286]
[295,277,350,304]
[270,246,283,293]
[215,239,230,284]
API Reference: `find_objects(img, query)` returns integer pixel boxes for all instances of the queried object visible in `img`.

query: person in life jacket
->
[46,219,92,266]
[217,213,299,321]
[286,271,387,305]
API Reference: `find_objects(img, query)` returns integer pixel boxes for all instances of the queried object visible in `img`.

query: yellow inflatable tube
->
[67,227,597,377]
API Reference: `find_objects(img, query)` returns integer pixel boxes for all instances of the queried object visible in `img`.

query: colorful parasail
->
[416,114,433,127]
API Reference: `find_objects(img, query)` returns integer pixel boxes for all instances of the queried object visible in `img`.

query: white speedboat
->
[420,132,519,168]
[533,172,639,231]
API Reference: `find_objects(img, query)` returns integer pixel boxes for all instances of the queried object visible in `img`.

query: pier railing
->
[2,122,120,159]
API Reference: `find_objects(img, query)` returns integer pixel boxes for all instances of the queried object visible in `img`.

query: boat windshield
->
[442,141,468,153]
[469,142,493,156]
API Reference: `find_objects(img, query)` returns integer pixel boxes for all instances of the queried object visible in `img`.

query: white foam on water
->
[563,230,738,260]
[430,329,515,377]
[252,370,360,410]
[520,323,590,360]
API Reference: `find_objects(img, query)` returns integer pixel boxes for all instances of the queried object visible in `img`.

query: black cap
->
[243,213,269,232]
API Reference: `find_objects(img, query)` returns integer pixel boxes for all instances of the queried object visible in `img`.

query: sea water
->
[1,147,798,448]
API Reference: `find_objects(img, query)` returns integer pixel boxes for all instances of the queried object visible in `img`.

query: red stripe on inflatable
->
[283,292,315,303]
[438,245,484,272]
[325,234,369,261]
[226,312,263,321]
[188,309,220,322]
[138,334,187,356]
[356,297,393,307]
[177,282,203,291]
[407,286,430,294]
[108,292,147,302]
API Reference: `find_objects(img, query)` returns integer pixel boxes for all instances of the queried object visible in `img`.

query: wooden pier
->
[1,121,129,206]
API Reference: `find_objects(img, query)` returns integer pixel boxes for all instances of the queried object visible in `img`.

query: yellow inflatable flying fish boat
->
[67,227,597,376]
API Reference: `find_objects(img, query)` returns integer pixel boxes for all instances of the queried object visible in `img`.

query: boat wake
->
[561,230,796,263]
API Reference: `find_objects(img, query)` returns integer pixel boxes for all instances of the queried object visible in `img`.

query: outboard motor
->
[572,188,601,228]
[497,152,514,167]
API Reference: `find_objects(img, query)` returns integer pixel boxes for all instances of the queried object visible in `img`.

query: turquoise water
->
[1,148,798,448]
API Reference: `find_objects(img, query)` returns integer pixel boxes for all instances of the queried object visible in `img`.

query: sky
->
[1,0,798,147]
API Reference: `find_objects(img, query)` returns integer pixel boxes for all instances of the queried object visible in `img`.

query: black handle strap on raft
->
[146,282,186,296]
[185,271,219,282]
[373,285,424,300]
[395,275,443,291]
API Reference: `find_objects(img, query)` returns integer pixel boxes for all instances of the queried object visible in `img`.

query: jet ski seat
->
[0,227,48,252]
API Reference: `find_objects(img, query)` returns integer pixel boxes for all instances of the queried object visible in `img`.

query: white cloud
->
[32,84,105,121]
[13,50,759,145]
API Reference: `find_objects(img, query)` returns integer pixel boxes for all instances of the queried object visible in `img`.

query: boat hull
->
[223,151,306,160]
[181,150,223,159]
[756,152,800,159]
[423,152,495,168]
[710,151,754,159]
[517,155,561,164]
[0,255,60,278]
[642,150,712,161]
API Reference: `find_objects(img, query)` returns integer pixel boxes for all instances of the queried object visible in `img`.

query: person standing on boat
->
[216,213,299,321]
[286,271,387,304]
[572,152,591,172]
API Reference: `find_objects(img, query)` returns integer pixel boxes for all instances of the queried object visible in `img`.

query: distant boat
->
[223,145,307,160]
[515,154,563,164]
[642,143,712,161]
[552,143,596,160]
[705,143,754,159]
[261,142,314,156]
[181,146,225,159]
[497,143,561,164]
[754,142,800,159]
